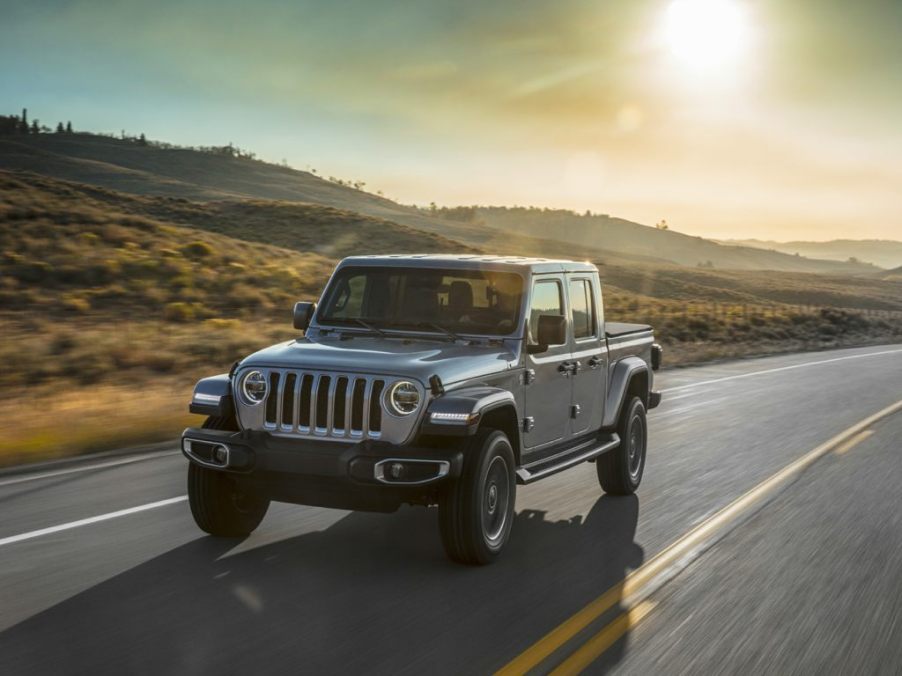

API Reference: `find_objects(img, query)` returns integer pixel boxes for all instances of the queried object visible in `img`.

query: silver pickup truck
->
[182,255,662,564]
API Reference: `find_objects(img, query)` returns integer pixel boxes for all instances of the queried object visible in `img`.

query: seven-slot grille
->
[262,370,386,439]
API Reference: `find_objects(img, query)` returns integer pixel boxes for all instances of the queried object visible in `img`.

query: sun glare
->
[661,0,751,73]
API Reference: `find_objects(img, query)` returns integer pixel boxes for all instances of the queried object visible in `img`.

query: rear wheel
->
[597,396,647,495]
[187,415,269,537]
[439,428,516,565]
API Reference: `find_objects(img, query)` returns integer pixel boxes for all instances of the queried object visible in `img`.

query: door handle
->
[571,360,582,374]
[588,355,604,369]
[558,362,572,376]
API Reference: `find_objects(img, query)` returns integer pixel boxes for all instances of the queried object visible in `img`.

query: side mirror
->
[293,301,316,331]
[527,314,567,354]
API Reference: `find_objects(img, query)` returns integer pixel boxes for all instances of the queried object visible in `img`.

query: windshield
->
[317,266,524,336]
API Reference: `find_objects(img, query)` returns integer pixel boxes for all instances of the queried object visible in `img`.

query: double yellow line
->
[497,399,901,675]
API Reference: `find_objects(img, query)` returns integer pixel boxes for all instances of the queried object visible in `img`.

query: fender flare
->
[189,373,233,417]
[602,357,649,428]
[420,386,519,440]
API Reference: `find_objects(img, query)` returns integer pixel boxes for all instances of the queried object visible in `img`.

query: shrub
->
[180,240,215,258]
[163,302,195,322]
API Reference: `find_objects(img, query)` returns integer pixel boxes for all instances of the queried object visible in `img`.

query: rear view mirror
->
[528,314,567,354]
[293,301,316,331]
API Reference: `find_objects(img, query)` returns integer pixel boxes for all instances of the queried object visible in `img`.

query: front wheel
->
[597,396,647,495]
[439,428,516,565]
[187,415,269,537]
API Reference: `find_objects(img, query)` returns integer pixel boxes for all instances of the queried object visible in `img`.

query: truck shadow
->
[0,494,643,675]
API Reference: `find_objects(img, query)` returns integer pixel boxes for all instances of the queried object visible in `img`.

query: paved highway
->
[1,344,901,674]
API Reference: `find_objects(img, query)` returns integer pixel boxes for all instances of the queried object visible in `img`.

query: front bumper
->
[181,427,463,512]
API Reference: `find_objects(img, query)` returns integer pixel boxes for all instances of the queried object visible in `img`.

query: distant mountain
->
[725,239,902,270]
[462,207,878,274]
[878,265,902,281]
[0,133,879,275]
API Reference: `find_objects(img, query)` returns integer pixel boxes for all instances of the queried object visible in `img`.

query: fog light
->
[213,445,229,465]
[389,462,404,479]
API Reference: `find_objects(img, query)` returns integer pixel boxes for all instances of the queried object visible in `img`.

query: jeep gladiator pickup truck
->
[183,255,662,564]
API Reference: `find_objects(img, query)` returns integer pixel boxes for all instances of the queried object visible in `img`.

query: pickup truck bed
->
[604,321,655,365]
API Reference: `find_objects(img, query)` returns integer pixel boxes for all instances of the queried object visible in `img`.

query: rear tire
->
[597,396,647,495]
[439,428,516,565]
[187,415,269,537]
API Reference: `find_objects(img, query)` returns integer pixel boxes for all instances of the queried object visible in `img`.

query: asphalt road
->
[1,344,901,675]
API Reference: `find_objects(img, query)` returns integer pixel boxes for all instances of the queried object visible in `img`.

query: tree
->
[138,133,147,146]
[656,219,669,230]
[19,108,29,134]
[31,119,39,134]
[66,121,73,134]
[56,122,64,133]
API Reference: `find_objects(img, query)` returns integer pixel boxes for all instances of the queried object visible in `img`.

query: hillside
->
[456,207,878,274]
[2,169,901,465]
[726,239,902,269]
[4,171,901,313]
[0,133,877,275]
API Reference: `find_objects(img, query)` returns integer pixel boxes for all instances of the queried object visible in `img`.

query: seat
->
[448,281,474,320]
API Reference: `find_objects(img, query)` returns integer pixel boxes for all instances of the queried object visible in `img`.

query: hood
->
[240,333,520,386]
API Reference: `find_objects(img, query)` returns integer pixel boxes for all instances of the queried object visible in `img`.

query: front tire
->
[439,428,516,565]
[187,415,269,537]
[597,396,647,495]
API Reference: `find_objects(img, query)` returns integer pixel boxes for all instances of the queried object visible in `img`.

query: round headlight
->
[241,370,268,404]
[386,380,420,416]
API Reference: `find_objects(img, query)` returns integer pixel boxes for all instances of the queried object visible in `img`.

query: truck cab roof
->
[337,254,598,275]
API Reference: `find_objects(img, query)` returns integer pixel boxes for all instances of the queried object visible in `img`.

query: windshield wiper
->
[350,318,388,337]
[417,322,466,343]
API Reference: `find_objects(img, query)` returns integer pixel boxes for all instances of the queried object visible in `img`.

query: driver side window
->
[528,280,563,340]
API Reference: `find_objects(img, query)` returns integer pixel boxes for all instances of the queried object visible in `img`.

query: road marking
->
[661,347,902,394]
[549,602,656,676]
[834,430,873,456]
[0,496,187,547]
[0,451,181,488]
[496,398,902,675]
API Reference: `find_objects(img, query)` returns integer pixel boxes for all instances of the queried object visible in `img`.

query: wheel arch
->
[602,357,650,429]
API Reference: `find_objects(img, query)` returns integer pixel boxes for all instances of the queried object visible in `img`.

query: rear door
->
[522,275,573,452]
[567,274,607,435]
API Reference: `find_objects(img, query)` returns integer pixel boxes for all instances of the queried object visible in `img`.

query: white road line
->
[0,496,187,547]
[0,451,181,488]
[661,348,902,394]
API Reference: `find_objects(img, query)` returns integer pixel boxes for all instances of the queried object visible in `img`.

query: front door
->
[522,275,573,453]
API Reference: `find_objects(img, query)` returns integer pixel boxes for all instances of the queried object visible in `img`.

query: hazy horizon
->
[3,0,901,241]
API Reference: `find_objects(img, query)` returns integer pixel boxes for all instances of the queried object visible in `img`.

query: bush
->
[163,302,195,322]
[180,240,215,258]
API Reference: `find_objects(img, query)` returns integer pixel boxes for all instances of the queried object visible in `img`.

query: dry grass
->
[0,380,197,466]
[1,169,901,467]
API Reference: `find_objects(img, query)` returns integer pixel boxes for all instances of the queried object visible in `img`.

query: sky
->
[2,0,901,241]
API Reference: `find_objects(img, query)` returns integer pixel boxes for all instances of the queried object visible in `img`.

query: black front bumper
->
[181,427,463,512]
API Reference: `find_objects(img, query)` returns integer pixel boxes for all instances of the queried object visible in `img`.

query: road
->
[1,344,901,674]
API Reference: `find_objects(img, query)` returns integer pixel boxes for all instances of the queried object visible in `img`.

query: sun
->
[661,0,751,73]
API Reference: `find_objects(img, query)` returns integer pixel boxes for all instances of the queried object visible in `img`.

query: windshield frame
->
[313,265,527,339]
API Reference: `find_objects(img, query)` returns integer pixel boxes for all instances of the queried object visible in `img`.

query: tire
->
[439,428,516,565]
[187,415,269,537]
[597,396,647,495]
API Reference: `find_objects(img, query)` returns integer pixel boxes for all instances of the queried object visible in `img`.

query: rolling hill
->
[4,170,901,312]
[0,133,878,275]
[460,207,879,274]
[726,239,902,269]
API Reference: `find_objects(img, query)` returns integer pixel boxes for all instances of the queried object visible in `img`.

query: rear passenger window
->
[569,279,596,339]
[529,280,563,339]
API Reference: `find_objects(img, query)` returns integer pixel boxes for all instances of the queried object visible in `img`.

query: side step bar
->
[516,433,620,484]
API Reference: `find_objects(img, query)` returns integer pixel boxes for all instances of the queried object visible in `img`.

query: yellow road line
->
[549,602,656,676]
[496,398,902,676]
[833,430,873,456]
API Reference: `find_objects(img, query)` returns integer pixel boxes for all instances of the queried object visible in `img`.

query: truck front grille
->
[261,369,386,439]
